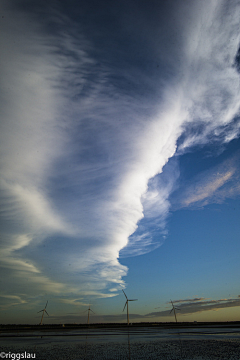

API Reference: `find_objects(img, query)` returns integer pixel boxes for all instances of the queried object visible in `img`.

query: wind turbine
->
[122,290,138,325]
[38,301,49,325]
[170,300,180,323]
[84,305,95,325]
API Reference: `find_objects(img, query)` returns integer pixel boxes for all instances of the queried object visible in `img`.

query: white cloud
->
[1,0,240,307]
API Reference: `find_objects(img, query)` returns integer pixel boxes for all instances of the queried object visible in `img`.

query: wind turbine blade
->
[37,310,43,313]
[45,310,49,316]
[122,290,128,299]
[123,301,127,312]
[129,299,138,301]
[170,309,173,314]
[45,301,48,309]
[90,309,95,314]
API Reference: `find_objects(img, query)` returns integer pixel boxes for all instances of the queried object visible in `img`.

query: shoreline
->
[1,321,240,331]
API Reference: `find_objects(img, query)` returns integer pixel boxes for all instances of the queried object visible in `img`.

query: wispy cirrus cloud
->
[182,171,234,207]
[171,153,240,210]
[0,295,27,309]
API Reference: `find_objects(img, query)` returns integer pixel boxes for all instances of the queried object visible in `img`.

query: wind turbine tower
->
[38,301,49,325]
[122,290,138,325]
[170,300,180,323]
[85,305,95,325]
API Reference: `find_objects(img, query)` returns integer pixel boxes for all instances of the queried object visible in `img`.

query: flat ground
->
[1,323,240,359]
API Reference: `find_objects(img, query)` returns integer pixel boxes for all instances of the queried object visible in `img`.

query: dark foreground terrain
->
[1,339,240,359]
[1,323,240,359]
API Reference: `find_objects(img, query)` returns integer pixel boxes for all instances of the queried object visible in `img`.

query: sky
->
[0,0,240,324]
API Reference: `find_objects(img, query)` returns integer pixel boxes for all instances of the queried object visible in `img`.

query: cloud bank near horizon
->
[29,295,240,323]
[146,296,240,318]
[0,0,240,305]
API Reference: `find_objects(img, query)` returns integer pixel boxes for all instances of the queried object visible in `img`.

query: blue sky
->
[0,0,240,324]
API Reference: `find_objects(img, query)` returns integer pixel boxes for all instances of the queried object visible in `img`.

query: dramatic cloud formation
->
[0,0,240,314]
